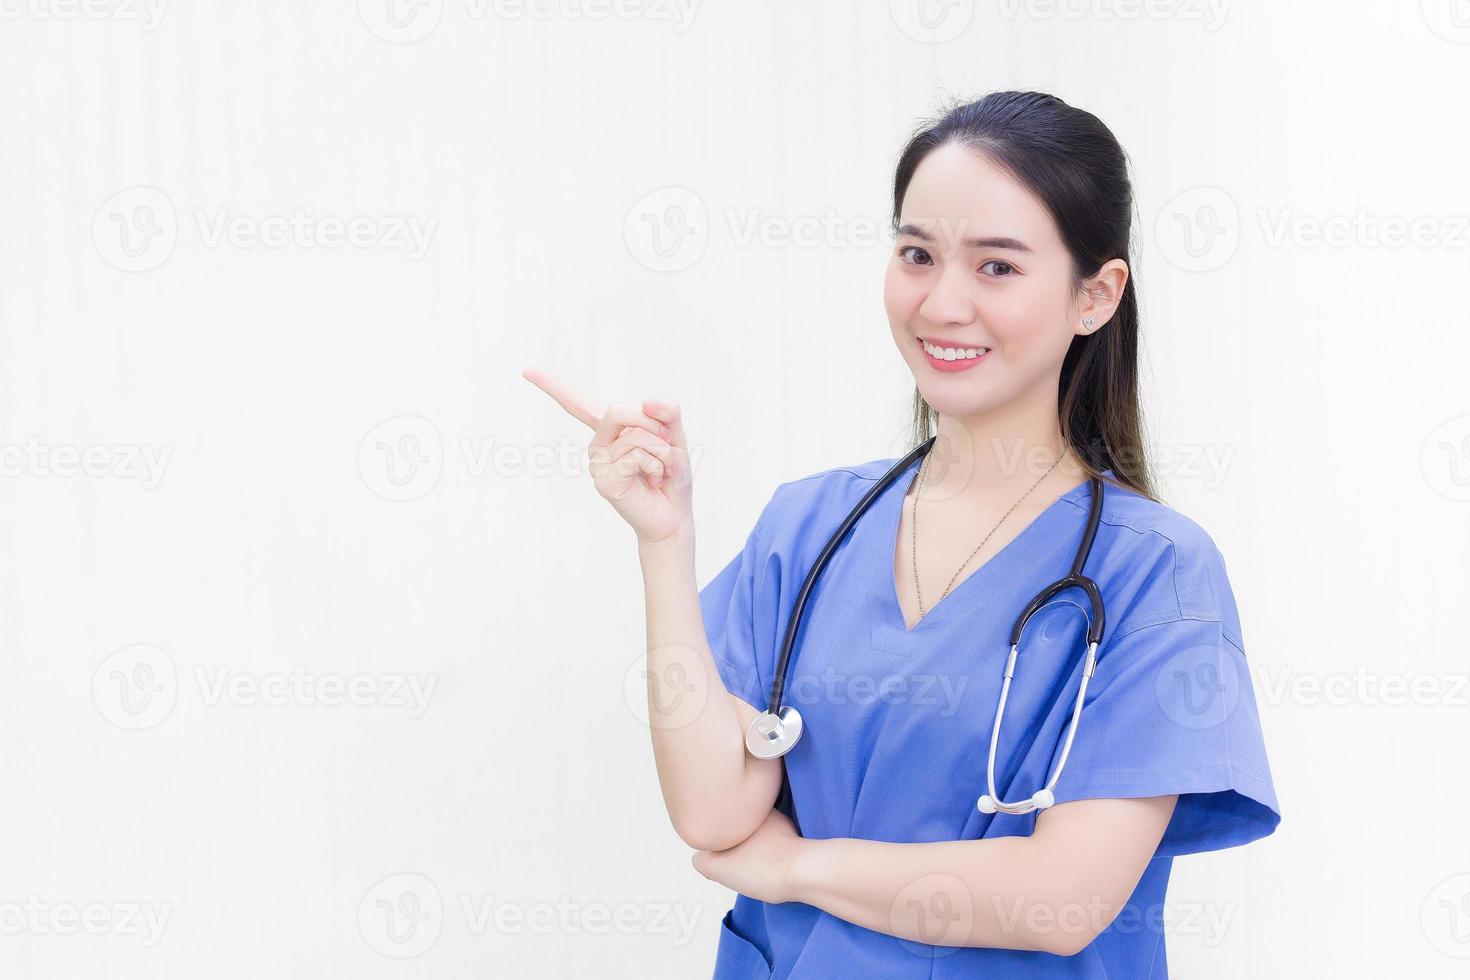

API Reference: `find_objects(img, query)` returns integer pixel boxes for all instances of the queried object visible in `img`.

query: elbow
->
[1037,895,1129,957]
[677,826,739,853]
[1030,876,1110,958]
[1042,928,1101,959]
[671,815,750,853]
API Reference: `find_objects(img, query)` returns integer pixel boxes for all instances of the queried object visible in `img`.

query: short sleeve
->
[1046,614,1282,857]
[697,501,778,712]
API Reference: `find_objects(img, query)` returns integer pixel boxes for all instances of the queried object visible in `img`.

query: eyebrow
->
[896,223,1033,253]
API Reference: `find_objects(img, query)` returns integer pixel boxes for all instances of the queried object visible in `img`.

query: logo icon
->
[1154,186,1239,272]
[358,873,444,957]
[92,186,177,272]
[93,643,178,730]
[1155,642,1242,730]
[359,416,444,501]
[358,0,443,43]
[623,187,709,273]
[888,0,974,44]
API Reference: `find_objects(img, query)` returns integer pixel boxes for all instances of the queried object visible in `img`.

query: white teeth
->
[922,339,989,360]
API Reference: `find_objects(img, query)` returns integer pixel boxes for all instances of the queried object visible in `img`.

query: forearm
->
[786,835,1103,956]
[638,531,765,850]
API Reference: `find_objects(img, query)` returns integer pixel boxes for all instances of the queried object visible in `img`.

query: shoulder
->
[745,455,907,564]
[1085,477,1243,647]
[754,455,903,532]
[751,456,1246,646]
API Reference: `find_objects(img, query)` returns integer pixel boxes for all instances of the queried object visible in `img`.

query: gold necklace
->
[910,447,1067,621]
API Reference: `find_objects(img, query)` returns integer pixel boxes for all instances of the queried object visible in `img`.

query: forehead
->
[898,142,1058,247]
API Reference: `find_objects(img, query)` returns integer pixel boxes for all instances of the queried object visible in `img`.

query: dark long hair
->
[892,91,1157,502]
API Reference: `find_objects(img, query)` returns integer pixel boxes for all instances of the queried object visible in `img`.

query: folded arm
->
[783,795,1178,956]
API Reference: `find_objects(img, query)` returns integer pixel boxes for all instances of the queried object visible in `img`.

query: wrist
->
[783,835,835,906]
[637,524,694,560]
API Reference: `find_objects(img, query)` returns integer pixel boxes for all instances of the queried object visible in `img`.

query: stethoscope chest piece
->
[741,438,1109,815]
[745,705,803,759]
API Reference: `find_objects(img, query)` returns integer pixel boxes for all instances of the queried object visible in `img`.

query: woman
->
[525,90,1281,978]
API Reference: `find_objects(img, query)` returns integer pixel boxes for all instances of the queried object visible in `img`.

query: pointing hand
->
[522,367,694,546]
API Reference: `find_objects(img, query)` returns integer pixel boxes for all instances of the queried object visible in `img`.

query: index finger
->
[522,367,604,430]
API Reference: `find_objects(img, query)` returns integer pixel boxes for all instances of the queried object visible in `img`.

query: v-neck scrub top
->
[698,454,1282,979]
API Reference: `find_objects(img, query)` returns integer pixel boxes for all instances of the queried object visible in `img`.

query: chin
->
[914,386,998,420]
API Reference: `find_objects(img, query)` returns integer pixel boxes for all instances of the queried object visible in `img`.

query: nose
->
[916,264,976,327]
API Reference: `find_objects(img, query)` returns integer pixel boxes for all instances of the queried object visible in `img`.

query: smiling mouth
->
[918,336,992,361]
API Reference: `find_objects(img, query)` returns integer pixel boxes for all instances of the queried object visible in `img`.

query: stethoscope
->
[745,436,1107,817]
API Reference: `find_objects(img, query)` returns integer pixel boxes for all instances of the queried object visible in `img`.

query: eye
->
[897,245,932,266]
[981,259,1015,277]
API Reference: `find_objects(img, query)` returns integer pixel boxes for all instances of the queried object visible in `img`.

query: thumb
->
[642,398,687,451]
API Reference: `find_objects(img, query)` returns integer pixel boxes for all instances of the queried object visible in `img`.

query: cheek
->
[986,283,1060,347]
[883,265,921,323]
[882,266,899,318]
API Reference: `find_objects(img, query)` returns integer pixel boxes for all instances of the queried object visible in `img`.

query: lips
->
[919,336,991,354]
[916,336,991,372]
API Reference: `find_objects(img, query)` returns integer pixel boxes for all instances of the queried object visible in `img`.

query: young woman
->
[526,90,1281,978]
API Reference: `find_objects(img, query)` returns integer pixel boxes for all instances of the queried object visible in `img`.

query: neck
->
[921,390,1087,503]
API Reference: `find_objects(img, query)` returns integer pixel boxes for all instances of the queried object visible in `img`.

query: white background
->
[2,0,1468,977]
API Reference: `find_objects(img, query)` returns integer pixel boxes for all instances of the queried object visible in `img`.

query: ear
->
[1076,258,1129,336]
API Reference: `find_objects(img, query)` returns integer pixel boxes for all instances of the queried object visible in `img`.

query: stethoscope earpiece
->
[976,787,1057,816]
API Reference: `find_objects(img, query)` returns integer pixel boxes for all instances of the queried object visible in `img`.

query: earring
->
[1082,316,1096,331]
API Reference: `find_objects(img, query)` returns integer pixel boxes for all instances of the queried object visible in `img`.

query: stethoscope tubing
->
[767,438,934,712]
[751,437,1109,818]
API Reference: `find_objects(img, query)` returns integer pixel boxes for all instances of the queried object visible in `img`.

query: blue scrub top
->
[698,453,1282,979]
